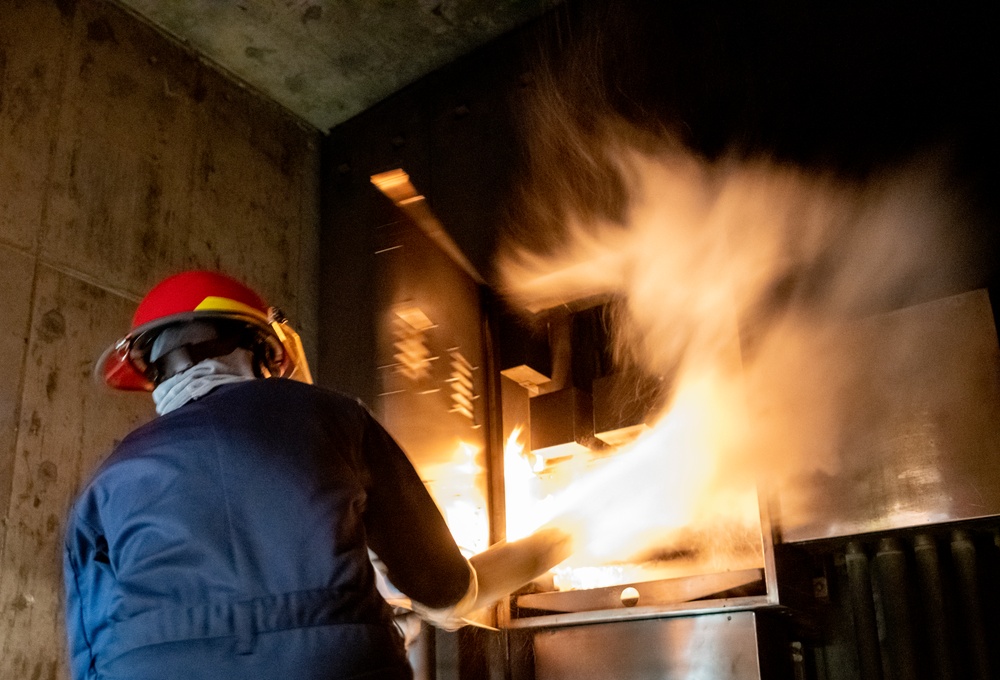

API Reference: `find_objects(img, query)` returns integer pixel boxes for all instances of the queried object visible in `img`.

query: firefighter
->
[63,271,564,680]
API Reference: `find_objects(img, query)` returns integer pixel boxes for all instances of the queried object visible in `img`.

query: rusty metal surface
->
[375,208,487,465]
[532,611,766,680]
[373,199,491,556]
[529,387,597,457]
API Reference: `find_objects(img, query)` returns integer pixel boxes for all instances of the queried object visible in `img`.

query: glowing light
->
[503,426,554,541]
[432,440,490,557]
[445,499,489,557]
[553,565,624,591]
[504,371,763,591]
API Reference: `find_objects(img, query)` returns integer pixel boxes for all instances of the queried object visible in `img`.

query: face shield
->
[97,270,315,391]
[267,307,313,385]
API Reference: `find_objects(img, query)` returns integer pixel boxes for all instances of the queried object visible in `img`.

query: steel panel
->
[773,290,1000,542]
[533,611,764,680]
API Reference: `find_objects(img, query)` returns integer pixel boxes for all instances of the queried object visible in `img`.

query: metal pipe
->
[845,541,882,680]
[873,537,918,680]
[951,530,991,680]
[408,621,435,680]
[913,534,954,680]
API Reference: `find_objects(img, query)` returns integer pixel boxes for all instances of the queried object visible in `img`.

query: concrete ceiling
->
[116,0,559,131]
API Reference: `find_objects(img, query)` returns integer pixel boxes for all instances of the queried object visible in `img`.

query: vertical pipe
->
[481,293,507,548]
[913,534,953,680]
[951,530,991,680]
[408,622,436,680]
[436,629,460,680]
[845,541,883,680]
[791,641,808,680]
[874,537,918,680]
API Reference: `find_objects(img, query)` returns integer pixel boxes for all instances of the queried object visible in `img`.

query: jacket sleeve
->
[356,407,472,611]
[63,516,96,680]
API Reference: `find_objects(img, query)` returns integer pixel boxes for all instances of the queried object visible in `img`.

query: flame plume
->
[499,120,972,588]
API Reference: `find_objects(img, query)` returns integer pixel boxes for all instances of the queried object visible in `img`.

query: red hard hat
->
[97,271,289,391]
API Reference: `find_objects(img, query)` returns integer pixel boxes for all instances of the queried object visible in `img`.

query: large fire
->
[496,139,968,591]
[505,369,763,591]
[426,440,490,557]
[415,116,970,593]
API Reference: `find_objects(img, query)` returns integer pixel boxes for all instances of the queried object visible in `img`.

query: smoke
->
[498,98,985,551]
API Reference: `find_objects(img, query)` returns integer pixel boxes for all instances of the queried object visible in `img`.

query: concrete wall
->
[0,1,320,676]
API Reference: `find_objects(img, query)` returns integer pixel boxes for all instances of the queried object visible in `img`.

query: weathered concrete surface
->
[116,0,560,130]
[0,0,69,253]
[41,0,320,307]
[0,1,320,676]
[0,245,34,558]
[0,268,150,679]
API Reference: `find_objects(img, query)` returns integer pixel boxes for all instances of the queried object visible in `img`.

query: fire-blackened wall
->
[0,1,320,676]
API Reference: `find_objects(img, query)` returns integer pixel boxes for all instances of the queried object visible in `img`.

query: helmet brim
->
[94,340,155,391]
[96,310,288,391]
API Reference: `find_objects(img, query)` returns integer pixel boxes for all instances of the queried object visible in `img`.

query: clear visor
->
[267,308,313,384]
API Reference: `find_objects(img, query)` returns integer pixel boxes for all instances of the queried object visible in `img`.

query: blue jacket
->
[64,379,471,680]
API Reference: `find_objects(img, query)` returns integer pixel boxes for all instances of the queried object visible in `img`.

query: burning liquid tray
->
[509,567,769,628]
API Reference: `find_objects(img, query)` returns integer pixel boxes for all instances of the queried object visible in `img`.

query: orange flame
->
[505,370,763,590]
[429,440,490,557]
[500,140,963,589]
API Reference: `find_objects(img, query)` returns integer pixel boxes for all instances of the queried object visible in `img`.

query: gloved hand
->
[371,552,481,632]
[373,527,573,631]
[468,527,573,612]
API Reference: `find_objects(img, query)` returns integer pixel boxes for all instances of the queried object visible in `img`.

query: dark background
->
[320,0,1000,399]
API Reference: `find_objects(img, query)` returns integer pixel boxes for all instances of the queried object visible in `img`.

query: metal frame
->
[501,474,783,628]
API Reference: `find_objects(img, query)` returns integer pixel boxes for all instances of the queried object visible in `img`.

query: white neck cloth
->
[152,349,257,416]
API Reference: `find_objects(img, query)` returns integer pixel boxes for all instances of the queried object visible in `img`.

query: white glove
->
[407,561,479,632]
[369,526,572,632]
